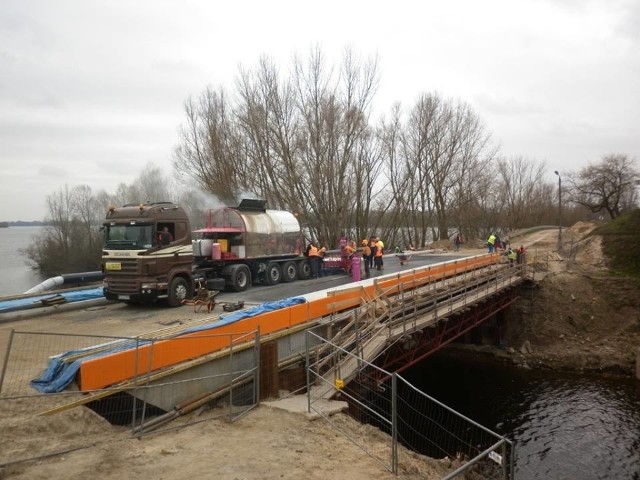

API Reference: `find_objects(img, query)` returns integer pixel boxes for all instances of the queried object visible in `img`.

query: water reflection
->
[404,353,640,480]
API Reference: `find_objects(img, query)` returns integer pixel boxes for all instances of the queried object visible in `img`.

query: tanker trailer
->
[192,199,310,292]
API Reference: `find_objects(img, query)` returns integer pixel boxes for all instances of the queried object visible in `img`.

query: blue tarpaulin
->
[182,296,306,334]
[30,296,307,393]
[0,287,104,313]
[30,339,151,393]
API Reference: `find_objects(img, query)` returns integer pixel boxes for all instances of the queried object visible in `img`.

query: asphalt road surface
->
[219,251,467,305]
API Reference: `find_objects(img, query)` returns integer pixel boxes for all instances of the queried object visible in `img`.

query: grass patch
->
[591,209,640,279]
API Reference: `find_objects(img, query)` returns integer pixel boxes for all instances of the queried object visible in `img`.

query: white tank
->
[195,203,302,259]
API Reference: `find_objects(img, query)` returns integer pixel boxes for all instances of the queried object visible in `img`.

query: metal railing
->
[306,330,515,479]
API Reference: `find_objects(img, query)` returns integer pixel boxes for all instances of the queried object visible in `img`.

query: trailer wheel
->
[168,277,188,307]
[264,262,282,286]
[281,261,297,282]
[297,260,311,280]
[231,265,251,292]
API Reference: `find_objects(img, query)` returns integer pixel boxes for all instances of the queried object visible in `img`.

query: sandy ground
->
[1,223,638,480]
[0,400,455,480]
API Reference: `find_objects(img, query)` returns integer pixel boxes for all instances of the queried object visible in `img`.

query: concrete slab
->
[262,395,349,420]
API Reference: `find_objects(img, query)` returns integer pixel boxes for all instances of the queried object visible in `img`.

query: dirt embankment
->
[482,222,640,377]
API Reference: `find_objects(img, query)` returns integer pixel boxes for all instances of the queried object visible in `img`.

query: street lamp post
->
[554,170,563,253]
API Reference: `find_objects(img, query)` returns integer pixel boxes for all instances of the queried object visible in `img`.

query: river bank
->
[464,223,640,379]
[510,229,639,378]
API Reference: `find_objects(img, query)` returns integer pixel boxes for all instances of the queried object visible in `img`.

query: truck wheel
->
[297,260,311,280]
[282,261,297,283]
[264,262,282,286]
[231,265,251,292]
[168,277,188,307]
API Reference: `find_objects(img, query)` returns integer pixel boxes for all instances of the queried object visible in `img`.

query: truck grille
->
[110,258,139,274]
[105,259,140,294]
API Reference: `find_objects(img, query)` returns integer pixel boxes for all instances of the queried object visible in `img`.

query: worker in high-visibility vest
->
[374,239,384,270]
[307,243,319,278]
[487,234,496,253]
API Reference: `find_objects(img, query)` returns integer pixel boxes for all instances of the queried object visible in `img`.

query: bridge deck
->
[39,254,526,415]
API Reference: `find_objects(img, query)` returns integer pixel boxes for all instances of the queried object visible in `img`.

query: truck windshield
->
[104,224,155,250]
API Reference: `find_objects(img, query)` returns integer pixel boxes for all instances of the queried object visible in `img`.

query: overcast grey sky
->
[1,0,638,221]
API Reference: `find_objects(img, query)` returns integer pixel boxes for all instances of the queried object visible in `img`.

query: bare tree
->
[109,165,176,206]
[235,56,303,210]
[46,185,75,257]
[429,98,493,240]
[390,93,494,243]
[133,163,176,203]
[350,127,385,242]
[291,46,380,245]
[234,46,380,246]
[451,150,494,243]
[568,154,639,219]
[22,185,103,276]
[174,48,380,247]
[496,156,550,228]
[391,96,436,247]
[174,88,243,204]
[71,185,101,252]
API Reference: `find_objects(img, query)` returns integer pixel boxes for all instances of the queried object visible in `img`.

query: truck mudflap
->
[204,277,226,291]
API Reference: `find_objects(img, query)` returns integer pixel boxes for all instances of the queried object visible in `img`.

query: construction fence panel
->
[132,330,260,436]
[305,330,515,479]
[396,375,514,480]
[306,329,396,474]
[0,329,259,466]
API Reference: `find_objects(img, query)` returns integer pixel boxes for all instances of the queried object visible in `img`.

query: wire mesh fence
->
[306,330,515,479]
[0,329,260,443]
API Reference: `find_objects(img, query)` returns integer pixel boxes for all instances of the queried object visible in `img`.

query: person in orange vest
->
[374,238,384,270]
[307,242,320,278]
[344,240,356,257]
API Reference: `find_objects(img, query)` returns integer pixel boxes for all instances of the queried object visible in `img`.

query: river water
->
[0,226,46,296]
[405,353,640,480]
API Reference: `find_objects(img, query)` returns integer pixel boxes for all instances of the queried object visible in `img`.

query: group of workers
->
[305,236,385,279]
[487,233,526,264]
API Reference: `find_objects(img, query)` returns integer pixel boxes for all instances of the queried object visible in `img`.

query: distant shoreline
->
[0,221,49,227]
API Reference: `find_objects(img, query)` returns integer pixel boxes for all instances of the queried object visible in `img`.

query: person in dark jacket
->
[159,227,173,246]
[361,239,371,279]
[368,236,377,270]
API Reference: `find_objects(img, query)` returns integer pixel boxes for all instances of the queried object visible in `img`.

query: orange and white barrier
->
[78,254,499,391]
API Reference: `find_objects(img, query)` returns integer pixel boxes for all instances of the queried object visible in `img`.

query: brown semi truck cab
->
[102,202,194,306]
